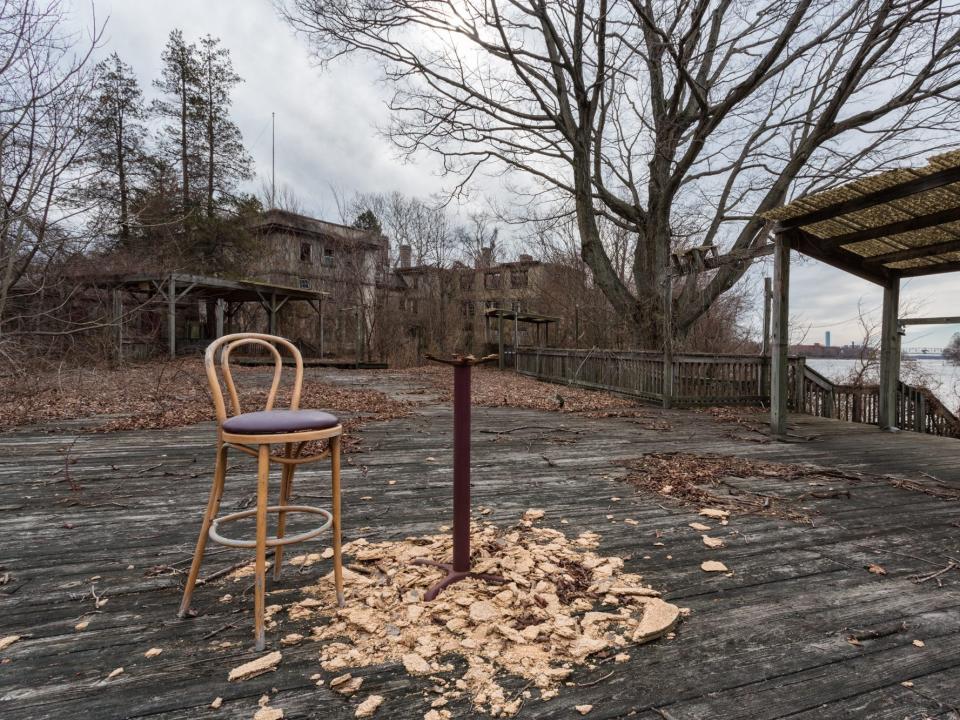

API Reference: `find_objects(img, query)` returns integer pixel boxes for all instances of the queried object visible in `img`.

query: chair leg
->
[178,442,228,618]
[254,443,270,651]
[331,435,344,607]
[272,443,295,581]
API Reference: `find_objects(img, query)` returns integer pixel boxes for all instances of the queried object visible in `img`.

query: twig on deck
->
[910,562,959,586]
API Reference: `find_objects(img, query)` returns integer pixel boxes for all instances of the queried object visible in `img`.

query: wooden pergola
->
[764,151,960,437]
[484,307,560,370]
[90,272,328,360]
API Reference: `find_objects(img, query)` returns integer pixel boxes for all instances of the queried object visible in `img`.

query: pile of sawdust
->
[291,510,681,717]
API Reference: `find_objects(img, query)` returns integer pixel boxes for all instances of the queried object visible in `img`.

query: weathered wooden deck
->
[2,369,960,719]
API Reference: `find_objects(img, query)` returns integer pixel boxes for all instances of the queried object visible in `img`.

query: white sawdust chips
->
[298,510,681,717]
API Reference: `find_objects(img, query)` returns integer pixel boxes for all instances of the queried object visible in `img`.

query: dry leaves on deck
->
[293,512,681,717]
[623,452,815,522]
[0,359,410,436]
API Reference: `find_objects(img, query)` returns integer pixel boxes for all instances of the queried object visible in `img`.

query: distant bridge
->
[902,347,944,356]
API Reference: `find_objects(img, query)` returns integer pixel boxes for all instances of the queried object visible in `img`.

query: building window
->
[300,242,312,262]
[322,248,335,267]
[459,272,473,290]
[511,270,528,289]
[484,271,501,289]
[462,301,475,316]
[298,278,310,289]
[485,299,500,310]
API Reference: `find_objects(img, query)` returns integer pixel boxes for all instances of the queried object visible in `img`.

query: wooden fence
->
[513,347,960,438]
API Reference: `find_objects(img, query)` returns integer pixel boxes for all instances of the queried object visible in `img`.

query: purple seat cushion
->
[222,409,339,435]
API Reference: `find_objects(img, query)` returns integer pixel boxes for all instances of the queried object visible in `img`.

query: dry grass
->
[0,359,410,434]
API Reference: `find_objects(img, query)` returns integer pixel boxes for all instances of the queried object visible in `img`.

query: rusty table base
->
[412,558,506,601]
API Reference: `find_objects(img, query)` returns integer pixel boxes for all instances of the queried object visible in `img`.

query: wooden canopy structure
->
[91,272,328,359]
[763,150,960,436]
[484,307,560,370]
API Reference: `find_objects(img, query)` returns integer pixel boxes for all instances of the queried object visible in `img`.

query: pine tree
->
[153,29,202,214]
[87,53,148,241]
[196,34,252,218]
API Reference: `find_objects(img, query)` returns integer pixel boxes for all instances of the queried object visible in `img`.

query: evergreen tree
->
[86,53,148,242]
[196,34,252,218]
[153,29,202,214]
[352,209,382,234]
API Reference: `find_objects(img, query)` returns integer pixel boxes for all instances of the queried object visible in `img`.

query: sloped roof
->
[763,151,960,283]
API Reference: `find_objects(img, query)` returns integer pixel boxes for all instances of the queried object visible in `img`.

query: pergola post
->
[497,311,504,370]
[268,291,277,335]
[879,277,901,430]
[770,232,791,437]
[214,299,225,338]
[167,275,176,359]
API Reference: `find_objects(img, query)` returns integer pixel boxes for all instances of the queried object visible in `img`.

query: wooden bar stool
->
[178,333,344,650]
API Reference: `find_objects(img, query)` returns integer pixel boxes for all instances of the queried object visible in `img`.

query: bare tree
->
[0,0,101,336]
[281,0,960,348]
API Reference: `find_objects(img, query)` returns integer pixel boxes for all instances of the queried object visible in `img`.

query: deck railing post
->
[878,278,901,430]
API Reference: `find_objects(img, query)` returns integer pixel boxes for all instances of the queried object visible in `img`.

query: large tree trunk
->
[179,72,189,212]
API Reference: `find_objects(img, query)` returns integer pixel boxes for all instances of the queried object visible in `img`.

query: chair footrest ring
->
[208,505,332,549]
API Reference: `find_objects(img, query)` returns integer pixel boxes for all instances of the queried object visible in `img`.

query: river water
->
[807,357,960,413]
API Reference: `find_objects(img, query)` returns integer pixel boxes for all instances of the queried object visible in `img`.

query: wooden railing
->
[514,347,800,407]
[514,347,960,438]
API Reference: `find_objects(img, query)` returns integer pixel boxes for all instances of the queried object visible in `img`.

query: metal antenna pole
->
[271,112,276,209]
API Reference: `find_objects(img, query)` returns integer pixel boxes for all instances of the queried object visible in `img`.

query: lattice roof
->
[763,151,960,283]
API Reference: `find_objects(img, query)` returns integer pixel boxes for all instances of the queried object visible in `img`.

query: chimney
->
[479,245,493,268]
[518,253,533,262]
[399,244,412,269]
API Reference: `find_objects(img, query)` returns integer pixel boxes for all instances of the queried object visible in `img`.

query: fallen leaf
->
[576,705,593,715]
[913,639,925,648]
[701,560,729,573]
[901,681,914,687]
[688,522,711,532]
[227,651,282,681]
[866,563,887,576]
[106,667,124,680]
[143,647,162,658]
[698,508,729,520]
[0,635,21,651]
[210,697,223,709]
[402,653,433,676]
[74,621,89,631]
[701,535,725,549]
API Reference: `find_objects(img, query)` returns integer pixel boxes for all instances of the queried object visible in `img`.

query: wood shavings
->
[106,667,123,680]
[331,673,363,695]
[253,707,283,720]
[701,561,729,573]
[0,635,21,651]
[143,647,162,658]
[355,695,385,717]
[701,535,725,549]
[74,621,89,631]
[303,513,679,716]
[688,522,711,532]
[698,508,729,520]
[913,639,926,647]
[228,651,282,681]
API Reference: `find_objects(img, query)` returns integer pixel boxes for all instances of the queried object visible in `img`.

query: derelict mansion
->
[98,209,570,361]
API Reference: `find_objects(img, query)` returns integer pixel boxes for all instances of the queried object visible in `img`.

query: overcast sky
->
[69,0,960,349]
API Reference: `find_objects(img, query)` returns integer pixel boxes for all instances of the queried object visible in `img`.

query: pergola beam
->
[899,316,960,325]
[897,259,960,277]
[776,165,960,230]
[864,237,960,265]
[818,206,960,250]
[792,229,890,285]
